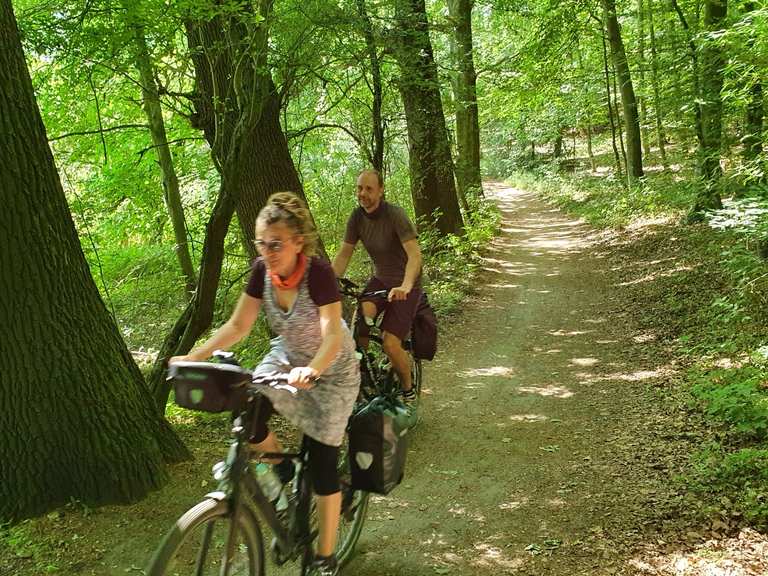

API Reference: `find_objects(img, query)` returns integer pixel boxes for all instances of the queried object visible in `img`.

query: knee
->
[381,333,402,357]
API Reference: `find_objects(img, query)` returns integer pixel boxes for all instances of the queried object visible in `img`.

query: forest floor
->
[3,181,768,575]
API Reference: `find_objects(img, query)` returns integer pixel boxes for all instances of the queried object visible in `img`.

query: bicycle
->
[147,354,369,576]
[336,278,423,407]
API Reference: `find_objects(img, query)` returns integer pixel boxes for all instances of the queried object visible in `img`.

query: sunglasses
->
[254,238,289,253]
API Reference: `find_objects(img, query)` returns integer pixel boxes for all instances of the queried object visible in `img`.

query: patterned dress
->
[253,261,360,447]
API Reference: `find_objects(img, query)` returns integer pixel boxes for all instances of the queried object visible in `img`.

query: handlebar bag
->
[348,396,410,494]
[169,361,250,413]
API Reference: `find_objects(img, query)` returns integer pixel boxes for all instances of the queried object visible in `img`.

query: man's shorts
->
[360,277,422,342]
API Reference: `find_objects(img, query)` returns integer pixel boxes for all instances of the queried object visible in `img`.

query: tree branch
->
[48,124,149,142]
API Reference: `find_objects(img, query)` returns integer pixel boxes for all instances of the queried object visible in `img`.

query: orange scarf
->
[270,253,307,290]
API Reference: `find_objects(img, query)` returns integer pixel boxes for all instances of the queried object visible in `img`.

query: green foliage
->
[687,445,768,528]
[418,196,502,315]
[690,364,768,441]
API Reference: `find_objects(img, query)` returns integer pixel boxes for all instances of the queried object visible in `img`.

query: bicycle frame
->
[210,393,314,565]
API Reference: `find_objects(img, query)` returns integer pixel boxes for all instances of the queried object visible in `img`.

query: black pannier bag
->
[169,361,250,413]
[411,292,438,360]
[348,396,411,494]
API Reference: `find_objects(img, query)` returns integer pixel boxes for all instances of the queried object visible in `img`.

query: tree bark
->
[637,0,651,155]
[600,23,624,179]
[741,1,764,166]
[647,0,669,168]
[693,0,727,212]
[356,0,385,172]
[130,21,197,295]
[392,0,464,235]
[187,15,323,261]
[447,0,483,201]
[0,0,187,521]
[670,0,705,148]
[603,0,644,180]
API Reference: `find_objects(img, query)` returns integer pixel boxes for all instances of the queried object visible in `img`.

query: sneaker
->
[401,387,417,406]
[306,554,339,576]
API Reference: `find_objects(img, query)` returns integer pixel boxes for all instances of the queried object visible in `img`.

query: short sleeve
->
[391,205,418,244]
[343,210,360,245]
[244,259,266,299]
[308,257,341,306]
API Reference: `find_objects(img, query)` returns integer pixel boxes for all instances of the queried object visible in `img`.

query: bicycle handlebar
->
[337,278,388,300]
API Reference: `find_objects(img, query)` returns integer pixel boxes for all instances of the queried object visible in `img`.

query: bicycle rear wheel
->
[411,357,423,398]
[147,498,264,576]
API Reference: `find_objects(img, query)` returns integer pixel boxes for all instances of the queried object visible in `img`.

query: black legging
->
[249,397,340,496]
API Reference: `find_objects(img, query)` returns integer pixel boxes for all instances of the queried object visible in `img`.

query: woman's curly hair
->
[257,192,317,255]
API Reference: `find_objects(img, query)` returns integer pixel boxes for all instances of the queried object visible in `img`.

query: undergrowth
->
[510,150,768,528]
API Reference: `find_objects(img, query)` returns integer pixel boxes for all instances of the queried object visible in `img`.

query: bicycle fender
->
[203,490,228,501]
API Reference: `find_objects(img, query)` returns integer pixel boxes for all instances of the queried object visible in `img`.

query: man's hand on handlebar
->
[388,285,411,302]
[288,366,318,389]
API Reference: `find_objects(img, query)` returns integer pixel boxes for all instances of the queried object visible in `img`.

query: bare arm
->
[332,241,356,278]
[170,293,262,362]
[389,238,422,301]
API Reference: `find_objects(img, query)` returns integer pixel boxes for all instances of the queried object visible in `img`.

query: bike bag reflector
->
[168,361,250,413]
[348,396,410,494]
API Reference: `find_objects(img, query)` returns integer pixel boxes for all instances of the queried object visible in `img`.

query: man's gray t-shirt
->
[343,201,420,288]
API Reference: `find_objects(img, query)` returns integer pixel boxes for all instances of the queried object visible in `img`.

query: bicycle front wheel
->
[147,498,264,576]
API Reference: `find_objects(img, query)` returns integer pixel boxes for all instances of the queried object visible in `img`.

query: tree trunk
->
[637,0,651,155]
[447,0,483,201]
[147,1,274,403]
[670,0,705,149]
[693,0,727,212]
[576,46,597,171]
[600,25,623,179]
[0,0,187,520]
[603,0,644,179]
[743,81,764,163]
[647,0,669,168]
[613,62,628,173]
[356,0,385,172]
[392,0,464,236]
[741,1,764,166]
[130,21,197,295]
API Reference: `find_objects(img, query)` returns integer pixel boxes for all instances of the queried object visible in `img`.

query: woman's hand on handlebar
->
[288,366,318,389]
[169,353,201,365]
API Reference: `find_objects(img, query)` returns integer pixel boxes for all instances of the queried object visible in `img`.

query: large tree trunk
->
[603,0,644,180]
[148,1,329,405]
[146,2,272,403]
[693,0,727,213]
[447,0,483,202]
[356,0,385,172]
[392,0,464,235]
[0,0,187,521]
[187,15,322,260]
[648,0,669,168]
[599,23,624,179]
[636,0,651,155]
[130,21,197,295]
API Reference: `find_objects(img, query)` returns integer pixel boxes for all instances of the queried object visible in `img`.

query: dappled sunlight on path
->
[345,182,698,575]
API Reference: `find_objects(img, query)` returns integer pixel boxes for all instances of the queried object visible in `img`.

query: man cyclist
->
[332,169,422,404]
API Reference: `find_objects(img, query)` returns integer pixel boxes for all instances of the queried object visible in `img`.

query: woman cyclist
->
[170,192,359,576]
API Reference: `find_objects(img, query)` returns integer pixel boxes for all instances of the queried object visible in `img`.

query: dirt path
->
[345,182,684,575]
